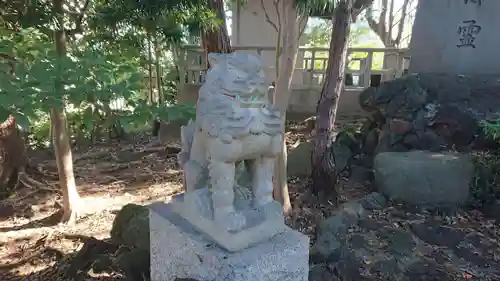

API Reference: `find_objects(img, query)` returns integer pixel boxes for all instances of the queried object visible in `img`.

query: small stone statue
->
[173,51,286,252]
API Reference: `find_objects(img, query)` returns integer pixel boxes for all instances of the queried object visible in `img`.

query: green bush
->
[0,28,195,148]
[470,151,500,207]
[470,117,500,206]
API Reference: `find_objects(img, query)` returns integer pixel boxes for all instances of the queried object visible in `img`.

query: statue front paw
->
[215,211,246,232]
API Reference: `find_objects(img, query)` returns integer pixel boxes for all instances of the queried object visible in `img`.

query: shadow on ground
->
[0,141,182,223]
[0,211,63,232]
[1,233,149,281]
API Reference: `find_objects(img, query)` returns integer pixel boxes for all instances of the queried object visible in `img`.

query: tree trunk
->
[147,36,154,104]
[53,0,81,224]
[311,1,352,199]
[0,58,29,198]
[154,35,162,104]
[272,0,303,216]
[202,0,232,69]
[0,116,28,199]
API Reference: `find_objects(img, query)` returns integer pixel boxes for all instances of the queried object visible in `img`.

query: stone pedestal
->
[169,188,288,252]
[149,202,309,281]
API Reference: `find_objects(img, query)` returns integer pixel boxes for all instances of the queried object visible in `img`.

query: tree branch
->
[379,0,388,43]
[260,0,278,32]
[77,0,91,26]
[365,8,381,41]
[365,1,388,46]
[274,0,282,31]
[274,0,283,62]
[297,12,308,39]
[353,0,374,21]
[62,0,91,37]
[388,0,395,44]
[393,0,410,46]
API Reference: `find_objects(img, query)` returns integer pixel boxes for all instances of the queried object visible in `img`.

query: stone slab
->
[169,188,288,252]
[149,202,309,281]
[374,151,472,206]
[409,0,500,74]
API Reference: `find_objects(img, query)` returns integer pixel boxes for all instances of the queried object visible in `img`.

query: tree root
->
[18,171,58,192]
[1,168,59,204]
[74,150,111,162]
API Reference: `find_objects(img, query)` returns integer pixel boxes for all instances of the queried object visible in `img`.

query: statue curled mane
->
[196,52,283,140]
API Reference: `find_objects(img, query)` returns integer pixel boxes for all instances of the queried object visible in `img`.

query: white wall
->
[231,0,307,84]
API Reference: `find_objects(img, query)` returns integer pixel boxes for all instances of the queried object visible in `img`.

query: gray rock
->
[410,221,465,247]
[374,151,473,207]
[340,201,368,220]
[308,265,334,281]
[157,119,190,142]
[362,127,379,155]
[287,141,312,177]
[310,192,389,262]
[357,192,387,210]
[310,211,358,261]
[348,165,374,184]
[110,203,149,251]
[310,201,367,261]
[287,138,353,178]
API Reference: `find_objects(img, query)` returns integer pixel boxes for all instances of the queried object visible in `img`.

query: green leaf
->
[13,112,30,132]
[120,119,134,133]
[0,108,11,122]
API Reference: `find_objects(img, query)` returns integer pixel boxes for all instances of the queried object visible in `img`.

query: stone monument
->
[150,51,309,281]
[408,0,499,74]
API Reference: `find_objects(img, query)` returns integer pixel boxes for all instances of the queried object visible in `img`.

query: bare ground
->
[3,120,497,281]
[0,121,370,280]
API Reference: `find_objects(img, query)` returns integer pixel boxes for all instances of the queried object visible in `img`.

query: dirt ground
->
[0,120,371,280]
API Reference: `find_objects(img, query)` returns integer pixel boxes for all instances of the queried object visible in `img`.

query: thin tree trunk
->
[147,36,154,104]
[311,1,352,199]
[272,0,302,216]
[154,35,163,104]
[202,0,232,69]
[53,0,81,224]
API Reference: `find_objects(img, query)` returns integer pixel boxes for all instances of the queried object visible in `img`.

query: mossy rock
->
[110,203,149,251]
[287,142,313,177]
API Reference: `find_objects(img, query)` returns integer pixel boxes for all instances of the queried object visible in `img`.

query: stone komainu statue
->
[177,51,284,232]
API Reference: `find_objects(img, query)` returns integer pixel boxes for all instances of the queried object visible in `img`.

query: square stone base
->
[149,202,310,281]
[170,188,288,252]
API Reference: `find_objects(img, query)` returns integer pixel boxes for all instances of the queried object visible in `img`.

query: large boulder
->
[310,193,387,262]
[358,74,500,154]
[110,203,149,251]
[374,151,473,206]
[287,138,355,179]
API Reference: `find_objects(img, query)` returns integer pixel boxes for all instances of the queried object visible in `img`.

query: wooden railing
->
[177,45,410,90]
